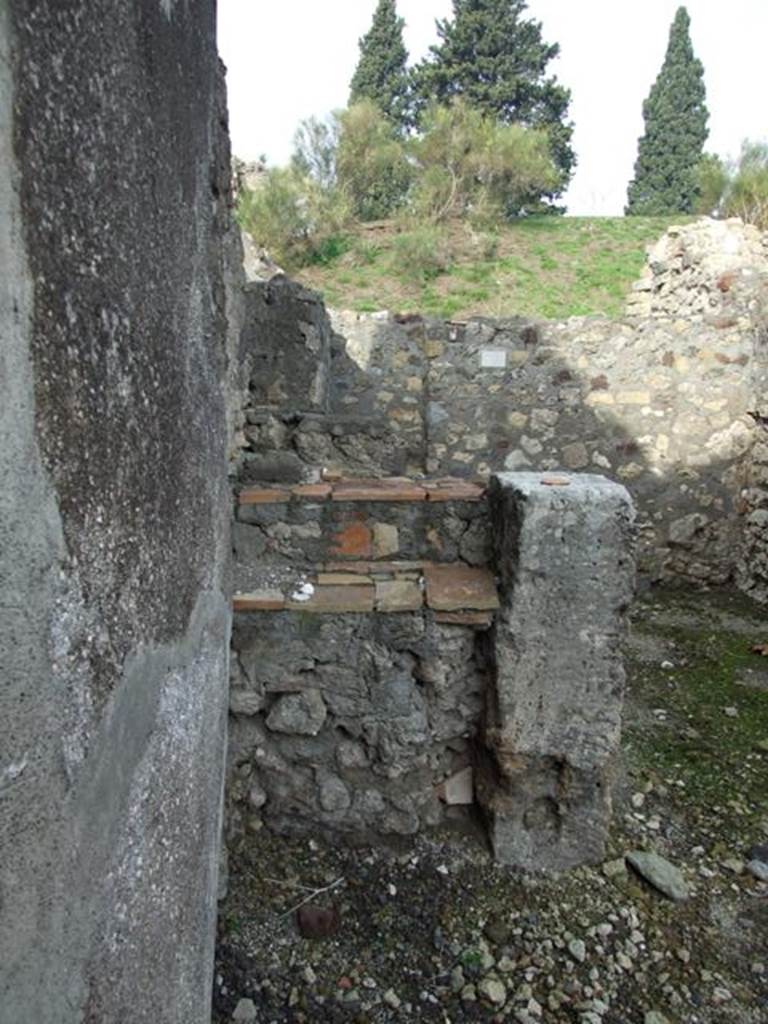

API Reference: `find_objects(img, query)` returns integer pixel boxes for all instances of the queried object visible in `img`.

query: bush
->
[236,168,352,270]
[408,100,558,225]
[336,100,412,221]
[694,141,768,231]
[723,141,768,231]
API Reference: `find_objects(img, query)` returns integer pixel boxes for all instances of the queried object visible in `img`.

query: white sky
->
[218,0,768,216]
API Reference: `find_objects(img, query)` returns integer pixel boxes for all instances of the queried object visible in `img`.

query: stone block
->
[434,611,494,628]
[233,590,286,612]
[287,584,375,613]
[373,522,400,558]
[477,472,635,872]
[424,565,499,612]
[375,580,423,612]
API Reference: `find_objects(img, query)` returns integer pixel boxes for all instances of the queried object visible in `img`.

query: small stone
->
[722,857,744,875]
[383,989,401,1009]
[631,792,646,809]
[484,914,511,946]
[747,842,768,864]
[626,850,689,901]
[602,858,627,879]
[450,967,465,994]
[477,977,507,1005]
[723,706,739,718]
[711,987,732,1005]
[303,966,317,984]
[748,859,768,882]
[461,983,477,1002]
[644,1013,670,1024]
[232,998,257,1022]
[266,690,327,736]
[296,904,340,939]
[568,938,587,963]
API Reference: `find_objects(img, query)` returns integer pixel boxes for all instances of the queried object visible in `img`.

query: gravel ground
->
[213,587,768,1024]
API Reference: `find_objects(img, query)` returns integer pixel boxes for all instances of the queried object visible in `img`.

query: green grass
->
[624,590,768,836]
[295,215,688,320]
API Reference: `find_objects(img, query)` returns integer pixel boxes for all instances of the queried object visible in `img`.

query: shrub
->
[408,100,558,225]
[723,141,768,231]
[236,168,352,270]
[336,100,412,221]
[694,141,768,231]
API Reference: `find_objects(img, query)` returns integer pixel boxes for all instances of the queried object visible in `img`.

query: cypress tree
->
[349,0,410,131]
[414,0,575,196]
[626,7,708,215]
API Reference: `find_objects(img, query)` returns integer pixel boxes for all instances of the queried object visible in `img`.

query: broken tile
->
[331,478,427,502]
[238,486,291,505]
[425,565,499,612]
[424,479,486,502]
[292,482,332,499]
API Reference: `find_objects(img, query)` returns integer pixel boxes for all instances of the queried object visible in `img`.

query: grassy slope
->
[295,215,689,320]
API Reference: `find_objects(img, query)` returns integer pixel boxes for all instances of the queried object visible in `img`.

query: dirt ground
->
[213,586,768,1024]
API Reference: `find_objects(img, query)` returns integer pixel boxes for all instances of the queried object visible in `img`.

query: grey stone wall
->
[1,3,232,1021]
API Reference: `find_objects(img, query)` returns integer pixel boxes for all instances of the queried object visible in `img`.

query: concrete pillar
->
[477,472,635,871]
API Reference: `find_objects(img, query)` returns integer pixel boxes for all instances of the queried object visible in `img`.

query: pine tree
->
[349,0,410,132]
[414,0,575,197]
[626,7,708,215]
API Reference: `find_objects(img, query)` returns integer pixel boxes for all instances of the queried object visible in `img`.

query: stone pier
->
[477,472,636,872]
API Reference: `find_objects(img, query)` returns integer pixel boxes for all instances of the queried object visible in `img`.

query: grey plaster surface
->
[1,2,232,1020]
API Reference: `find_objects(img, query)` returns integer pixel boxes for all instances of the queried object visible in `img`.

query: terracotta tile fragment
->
[238,486,291,505]
[331,522,373,558]
[375,580,423,612]
[292,482,332,499]
[287,584,374,613]
[425,565,499,612]
[424,478,486,502]
[233,590,286,612]
[332,477,427,502]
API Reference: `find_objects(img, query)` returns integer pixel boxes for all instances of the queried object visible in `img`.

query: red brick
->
[331,522,373,558]
[331,477,427,502]
[239,486,291,505]
[292,482,332,499]
[425,565,499,612]
[424,479,486,502]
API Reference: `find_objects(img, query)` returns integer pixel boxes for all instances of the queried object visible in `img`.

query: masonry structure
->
[227,216,767,869]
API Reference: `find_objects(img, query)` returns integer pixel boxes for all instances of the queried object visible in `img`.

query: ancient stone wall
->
[236,219,766,593]
[1,4,233,1021]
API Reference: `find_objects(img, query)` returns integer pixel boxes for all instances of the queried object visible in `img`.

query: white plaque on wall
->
[480,348,507,369]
